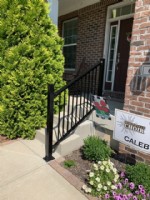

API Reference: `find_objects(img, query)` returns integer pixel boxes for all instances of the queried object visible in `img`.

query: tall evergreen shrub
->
[0,0,64,139]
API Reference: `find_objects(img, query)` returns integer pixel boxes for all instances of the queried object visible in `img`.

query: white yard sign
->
[113,109,150,154]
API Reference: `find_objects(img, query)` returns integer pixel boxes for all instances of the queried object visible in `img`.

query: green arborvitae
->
[0,0,65,139]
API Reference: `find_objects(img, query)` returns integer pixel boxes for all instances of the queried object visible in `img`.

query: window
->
[63,18,78,70]
[110,3,135,19]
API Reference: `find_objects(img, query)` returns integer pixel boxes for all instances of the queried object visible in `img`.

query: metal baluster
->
[94,67,98,95]
[79,78,83,120]
[90,69,94,109]
[75,82,78,124]
[58,94,61,140]
[67,90,70,132]
[62,90,66,136]
[87,72,90,114]
[83,76,87,116]
[71,88,75,128]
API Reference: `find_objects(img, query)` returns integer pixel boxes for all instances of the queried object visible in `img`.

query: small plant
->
[82,136,112,162]
[126,162,150,193]
[64,160,76,168]
[82,160,119,197]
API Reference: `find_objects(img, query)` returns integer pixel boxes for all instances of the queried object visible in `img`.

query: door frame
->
[103,0,135,92]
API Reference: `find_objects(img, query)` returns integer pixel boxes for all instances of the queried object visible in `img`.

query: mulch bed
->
[0,135,13,145]
[0,135,9,143]
[61,148,128,183]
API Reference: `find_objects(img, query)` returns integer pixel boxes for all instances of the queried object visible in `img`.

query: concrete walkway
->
[0,140,87,200]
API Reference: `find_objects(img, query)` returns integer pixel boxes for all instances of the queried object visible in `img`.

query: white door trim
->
[103,1,135,92]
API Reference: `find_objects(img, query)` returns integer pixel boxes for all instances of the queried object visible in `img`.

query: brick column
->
[122,0,150,164]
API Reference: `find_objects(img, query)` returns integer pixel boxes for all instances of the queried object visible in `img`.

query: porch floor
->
[107,99,124,116]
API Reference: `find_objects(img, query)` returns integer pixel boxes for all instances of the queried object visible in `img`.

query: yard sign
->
[113,109,150,154]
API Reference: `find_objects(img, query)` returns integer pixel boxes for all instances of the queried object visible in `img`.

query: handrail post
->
[98,58,105,96]
[44,84,54,161]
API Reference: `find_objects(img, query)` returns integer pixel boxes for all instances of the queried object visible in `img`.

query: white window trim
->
[62,18,78,71]
[103,0,135,92]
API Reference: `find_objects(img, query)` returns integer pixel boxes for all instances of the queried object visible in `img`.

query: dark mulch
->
[0,135,10,144]
[61,148,128,183]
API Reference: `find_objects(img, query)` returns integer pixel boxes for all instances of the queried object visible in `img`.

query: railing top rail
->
[54,59,104,97]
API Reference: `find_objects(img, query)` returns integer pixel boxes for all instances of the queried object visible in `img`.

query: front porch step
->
[35,120,95,157]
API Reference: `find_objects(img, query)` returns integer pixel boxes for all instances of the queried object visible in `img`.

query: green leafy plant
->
[82,136,112,162]
[0,0,65,139]
[64,160,76,168]
[126,162,150,193]
[82,160,119,197]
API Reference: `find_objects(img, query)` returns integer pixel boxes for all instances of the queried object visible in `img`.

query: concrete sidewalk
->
[0,140,87,200]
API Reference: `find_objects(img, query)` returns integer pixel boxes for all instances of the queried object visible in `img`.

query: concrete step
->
[35,119,95,157]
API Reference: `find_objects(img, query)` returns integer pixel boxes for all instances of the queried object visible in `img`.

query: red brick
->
[137,107,150,114]
[138,97,150,103]
[143,0,150,4]
[130,101,144,107]
[138,152,150,160]
[145,103,150,109]
[144,113,150,118]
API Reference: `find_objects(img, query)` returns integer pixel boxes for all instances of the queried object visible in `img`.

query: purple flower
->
[112,191,116,196]
[117,183,123,189]
[120,171,125,178]
[115,195,122,200]
[133,196,137,200]
[140,189,145,195]
[104,194,110,199]
[138,185,144,190]
[129,182,135,190]
[127,193,133,198]
[123,194,128,200]
[124,178,128,184]
[135,191,139,195]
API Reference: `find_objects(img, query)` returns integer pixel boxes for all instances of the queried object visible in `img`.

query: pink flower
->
[140,189,145,195]
[129,182,135,190]
[133,196,137,200]
[124,178,128,184]
[117,183,122,189]
[120,171,125,178]
[138,185,144,190]
[135,191,139,195]
[104,194,110,199]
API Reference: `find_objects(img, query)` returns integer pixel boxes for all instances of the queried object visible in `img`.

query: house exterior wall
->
[121,0,150,164]
[58,0,120,80]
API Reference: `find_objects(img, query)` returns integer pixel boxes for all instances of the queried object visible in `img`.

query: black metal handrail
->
[45,59,105,161]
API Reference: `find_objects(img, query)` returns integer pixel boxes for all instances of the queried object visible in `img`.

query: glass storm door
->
[105,22,118,91]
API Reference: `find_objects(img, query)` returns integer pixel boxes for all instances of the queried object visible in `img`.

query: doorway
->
[114,18,133,92]
[104,1,135,95]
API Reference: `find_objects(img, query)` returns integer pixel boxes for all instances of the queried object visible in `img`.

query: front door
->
[114,18,133,92]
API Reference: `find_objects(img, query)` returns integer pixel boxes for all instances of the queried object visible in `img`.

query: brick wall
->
[58,0,120,79]
[124,0,150,117]
[122,0,150,164]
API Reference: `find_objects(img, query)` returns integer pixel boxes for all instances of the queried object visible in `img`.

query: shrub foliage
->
[0,0,64,139]
[126,162,150,193]
[82,136,112,162]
